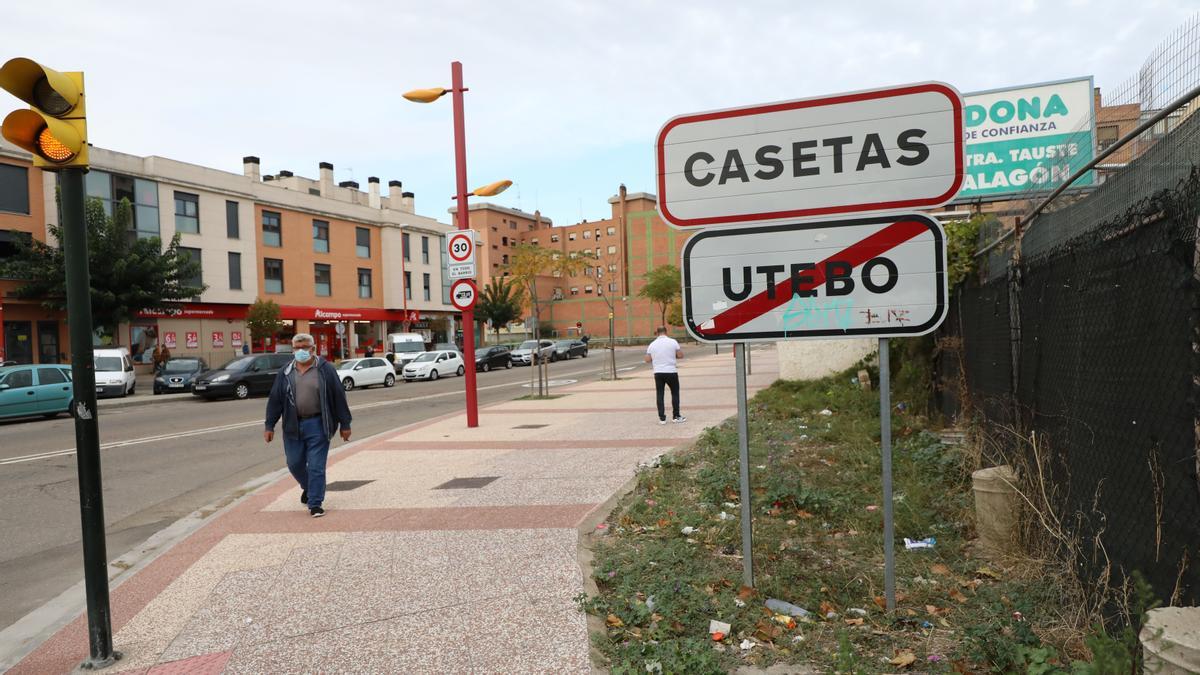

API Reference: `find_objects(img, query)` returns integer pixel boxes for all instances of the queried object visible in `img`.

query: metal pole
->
[735,342,754,587]
[450,61,478,428]
[879,337,895,611]
[61,168,118,668]
[747,343,752,375]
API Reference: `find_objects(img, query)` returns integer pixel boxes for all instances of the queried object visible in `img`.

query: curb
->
[97,393,200,411]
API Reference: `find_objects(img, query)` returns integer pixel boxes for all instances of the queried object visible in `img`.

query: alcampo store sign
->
[959,77,1095,199]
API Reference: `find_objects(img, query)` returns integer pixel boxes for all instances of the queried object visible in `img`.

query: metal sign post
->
[735,342,754,587]
[879,337,896,611]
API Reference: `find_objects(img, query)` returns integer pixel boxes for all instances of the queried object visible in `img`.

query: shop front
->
[0,298,68,365]
[278,306,416,360]
[133,303,250,371]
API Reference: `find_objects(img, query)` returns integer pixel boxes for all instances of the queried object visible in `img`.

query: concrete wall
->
[776,339,876,381]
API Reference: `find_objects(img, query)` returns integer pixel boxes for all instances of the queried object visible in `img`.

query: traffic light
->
[0,58,88,169]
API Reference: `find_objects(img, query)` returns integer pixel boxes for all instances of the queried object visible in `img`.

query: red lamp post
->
[404,62,511,428]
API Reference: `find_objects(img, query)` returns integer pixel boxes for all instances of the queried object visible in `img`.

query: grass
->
[577,368,1133,674]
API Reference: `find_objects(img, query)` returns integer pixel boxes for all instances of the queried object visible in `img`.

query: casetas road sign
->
[656,82,964,229]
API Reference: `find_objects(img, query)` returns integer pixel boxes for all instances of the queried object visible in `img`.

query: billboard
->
[958,77,1095,200]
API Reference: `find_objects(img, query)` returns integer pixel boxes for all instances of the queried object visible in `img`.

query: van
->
[385,333,427,372]
[93,347,137,398]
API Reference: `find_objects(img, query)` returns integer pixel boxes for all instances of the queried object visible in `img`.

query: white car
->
[93,348,136,398]
[510,339,555,366]
[335,357,396,391]
[402,350,465,381]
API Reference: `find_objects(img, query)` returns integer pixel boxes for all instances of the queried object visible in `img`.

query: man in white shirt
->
[644,326,685,425]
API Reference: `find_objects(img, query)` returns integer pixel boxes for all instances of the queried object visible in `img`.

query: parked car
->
[336,357,396,390]
[0,364,74,420]
[385,332,427,372]
[551,340,588,361]
[510,339,555,366]
[0,360,17,368]
[192,353,292,400]
[402,350,465,381]
[434,342,458,352]
[153,357,208,395]
[93,348,136,398]
[474,345,512,372]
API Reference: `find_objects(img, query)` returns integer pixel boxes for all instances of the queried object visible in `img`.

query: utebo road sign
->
[450,278,477,311]
[447,231,476,279]
[682,214,947,342]
[656,82,964,229]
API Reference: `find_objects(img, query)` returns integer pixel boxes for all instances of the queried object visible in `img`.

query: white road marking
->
[0,361,640,467]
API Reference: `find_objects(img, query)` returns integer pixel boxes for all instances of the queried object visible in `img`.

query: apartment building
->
[0,142,458,367]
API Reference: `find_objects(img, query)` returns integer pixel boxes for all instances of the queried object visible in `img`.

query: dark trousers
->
[283,416,330,508]
[654,372,681,421]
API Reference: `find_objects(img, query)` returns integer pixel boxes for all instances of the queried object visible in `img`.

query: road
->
[0,347,673,631]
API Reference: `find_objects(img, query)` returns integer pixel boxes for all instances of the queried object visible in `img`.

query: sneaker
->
[672,416,687,424]
[309,507,325,518]
[658,419,667,425]
[300,489,308,506]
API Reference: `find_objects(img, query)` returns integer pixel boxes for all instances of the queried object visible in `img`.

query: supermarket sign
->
[959,77,1095,199]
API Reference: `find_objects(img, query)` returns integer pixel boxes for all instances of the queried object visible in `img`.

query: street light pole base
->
[78,650,122,670]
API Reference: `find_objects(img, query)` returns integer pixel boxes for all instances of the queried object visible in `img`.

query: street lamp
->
[403,62,510,429]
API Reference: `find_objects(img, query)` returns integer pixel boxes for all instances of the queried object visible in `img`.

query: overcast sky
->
[2,1,1195,225]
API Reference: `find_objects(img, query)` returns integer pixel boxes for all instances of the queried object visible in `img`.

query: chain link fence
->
[940,16,1200,607]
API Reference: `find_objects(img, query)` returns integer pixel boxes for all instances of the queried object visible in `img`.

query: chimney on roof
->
[319,162,334,197]
[368,176,381,209]
[263,175,275,181]
[278,170,294,178]
[401,191,415,212]
[242,156,260,181]
[339,180,359,189]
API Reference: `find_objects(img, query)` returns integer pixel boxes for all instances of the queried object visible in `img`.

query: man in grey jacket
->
[264,333,353,517]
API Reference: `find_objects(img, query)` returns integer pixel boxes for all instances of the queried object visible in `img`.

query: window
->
[568,251,578,259]
[356,227,370,258]
[226,201,240,238]
[552,288,563,300]
[607,245,617,255]
[314,263,331,297]
[262,211,282,247]
[0,163,30,214]
[570,287,579,295]
[609,282,618,292]
[502,236,508,246]
[404,271,412,300]
[178,246,202,290]
[607,226,616,236]
[2,369,32,389]
[531,238,539,245]
[1098,124,1119,151]
[421,236,429,264]
[402,232,411,260]
[228,252,242,290]
[264,258,284,293]
[358,268,372,299]
[422,273,431,301]
[502,254,509,264]
[313,220,330,253]
[85,171,160,237]
[594,229,600,238]
[174,192,199,233]
[594,247,600,257]
[568,233,576,241]
[551,234,560,243]
[585,285,594,294]
[608,264,617,272]
[584,267,593,276]
[583,230,591,239]
[39,368,67,385]
[509,221,517,230]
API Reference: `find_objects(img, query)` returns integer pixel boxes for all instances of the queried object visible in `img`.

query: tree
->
[507,243,588,396]
[638,264,682,329]
[0,196,205,340]
[666,300,683,327]
[246,298,284,342]
[477,277,523,345]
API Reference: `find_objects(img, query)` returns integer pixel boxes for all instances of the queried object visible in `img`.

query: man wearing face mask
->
[264,333,353,517]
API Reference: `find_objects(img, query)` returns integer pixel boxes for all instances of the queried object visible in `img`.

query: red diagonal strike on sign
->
[696,219,929,336]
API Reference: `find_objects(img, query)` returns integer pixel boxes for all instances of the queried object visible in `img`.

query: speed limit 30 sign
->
[447,232,476,279]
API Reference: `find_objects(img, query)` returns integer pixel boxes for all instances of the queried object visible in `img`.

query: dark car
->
[153,357,208,395]
[551,340,588,361]
[474,345,512,372]
[192,353,292,400]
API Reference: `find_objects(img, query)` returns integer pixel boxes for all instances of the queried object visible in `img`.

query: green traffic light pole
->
[60,167,118,669]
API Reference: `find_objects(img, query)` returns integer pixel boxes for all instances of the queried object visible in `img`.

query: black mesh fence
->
[939,107,1200,606]
[938,14,1200,606]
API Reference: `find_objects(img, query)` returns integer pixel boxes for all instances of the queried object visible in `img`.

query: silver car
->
[509,339,555,365]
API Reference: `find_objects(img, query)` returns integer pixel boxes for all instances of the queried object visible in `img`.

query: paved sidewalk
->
[10,348,778,674]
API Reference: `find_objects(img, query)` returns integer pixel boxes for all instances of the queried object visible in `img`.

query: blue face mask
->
[293,349,312,363]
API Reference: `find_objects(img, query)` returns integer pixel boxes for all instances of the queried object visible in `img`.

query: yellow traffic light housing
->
[0,58,87,169]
